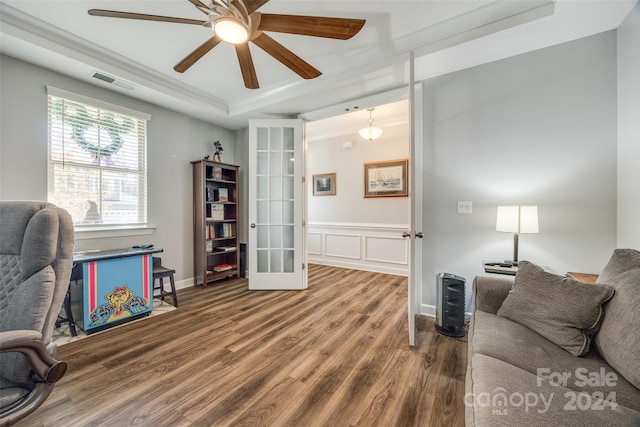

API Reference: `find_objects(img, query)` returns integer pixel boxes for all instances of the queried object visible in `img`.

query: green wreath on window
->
[53,99,135,158]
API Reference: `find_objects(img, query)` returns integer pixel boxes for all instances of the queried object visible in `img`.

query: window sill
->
[74,225,156,240]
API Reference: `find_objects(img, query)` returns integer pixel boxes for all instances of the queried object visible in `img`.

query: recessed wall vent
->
[90,71,135,90]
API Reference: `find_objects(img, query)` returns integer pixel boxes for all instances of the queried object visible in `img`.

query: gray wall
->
[307,123,409,225]
[420,31,618,311]
[0,54,238,284]
[617,2,640,249]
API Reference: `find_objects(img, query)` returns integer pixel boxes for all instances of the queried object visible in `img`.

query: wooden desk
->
[567,272,599,284]
[69,247,162,334]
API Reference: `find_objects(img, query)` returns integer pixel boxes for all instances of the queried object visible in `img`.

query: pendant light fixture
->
[358,107,383,141]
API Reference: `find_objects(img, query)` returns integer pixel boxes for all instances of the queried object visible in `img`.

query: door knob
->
[415,232,423,238]
[250,223,256,228]
[402,232,410,238]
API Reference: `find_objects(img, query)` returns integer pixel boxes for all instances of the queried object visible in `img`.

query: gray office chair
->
[0,201,74,425]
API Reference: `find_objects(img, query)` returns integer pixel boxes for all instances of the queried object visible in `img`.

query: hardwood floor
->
[20,265,467,427]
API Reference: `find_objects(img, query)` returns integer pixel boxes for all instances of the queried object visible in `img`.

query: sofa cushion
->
[596,248,640,284]
[497,261,614,356]
[594,268,640,389]
[466,353,640,427]
[470,310,640,411]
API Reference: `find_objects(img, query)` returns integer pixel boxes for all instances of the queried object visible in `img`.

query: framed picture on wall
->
[364,159,408,198]
[313,173,336,196]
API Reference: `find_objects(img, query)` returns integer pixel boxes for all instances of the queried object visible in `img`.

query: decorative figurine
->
[213,140,223,162]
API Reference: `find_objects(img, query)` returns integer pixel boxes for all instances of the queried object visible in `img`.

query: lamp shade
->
[496,206,539,234]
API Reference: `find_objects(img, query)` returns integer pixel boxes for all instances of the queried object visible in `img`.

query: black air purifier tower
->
[435,273,466,337]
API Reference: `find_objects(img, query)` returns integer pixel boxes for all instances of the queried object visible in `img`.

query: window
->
[47,87,151,228]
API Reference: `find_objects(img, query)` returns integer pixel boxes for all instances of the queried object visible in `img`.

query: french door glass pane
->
[270,250,282,273]
[257,128,268,150]
[257,152,268,175]
[257,201,268,223]
[283,128,294,150]
[270,153,282,176]
[269,201,282,224]
[270,128,282,150]
[270,225,282,248]
[257,226,268,249]
[283,250,294,273]
[283,152,294,174]
[283,226,294,248]
[257,250,268,273]
[269,177,282,199]
[257,176,268,199]
[283,201,294,224]
[254,125,297,274]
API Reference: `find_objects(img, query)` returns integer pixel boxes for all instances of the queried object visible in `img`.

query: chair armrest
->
[472,275,514,314]
[0,331,67,384]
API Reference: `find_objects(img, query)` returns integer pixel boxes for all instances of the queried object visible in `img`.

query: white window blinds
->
[47,87,151,228]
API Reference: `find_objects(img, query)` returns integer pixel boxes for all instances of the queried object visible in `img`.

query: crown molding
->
[0,3,229,116]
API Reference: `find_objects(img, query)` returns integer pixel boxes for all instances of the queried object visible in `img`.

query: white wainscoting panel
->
[325,233,361,259]
[308,222,409,276]
[308,232,322,255]
[365,236,408,265]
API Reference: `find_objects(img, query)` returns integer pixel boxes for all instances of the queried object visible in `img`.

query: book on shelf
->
[222,223,233,237]
[212,167,222,180]
[206,224,215,239]
[218,246,236,252]
[218,188,229,202]
[210,204,224,220]
[213,264,233,272]
[206,241,213,252]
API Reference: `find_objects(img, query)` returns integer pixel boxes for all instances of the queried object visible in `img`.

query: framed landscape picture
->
[364,159,408,198]
[313,173,336,196]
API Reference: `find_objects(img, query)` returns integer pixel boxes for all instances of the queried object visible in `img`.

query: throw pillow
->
[497,261,614,356]
[596,248,640,284]
[594,268,640,389]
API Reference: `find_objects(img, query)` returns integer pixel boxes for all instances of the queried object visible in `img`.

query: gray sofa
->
[466,249,640,426]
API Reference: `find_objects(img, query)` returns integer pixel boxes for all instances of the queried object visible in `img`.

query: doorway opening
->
[305,99,411,276]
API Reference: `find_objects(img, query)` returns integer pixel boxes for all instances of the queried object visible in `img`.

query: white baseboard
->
[175,277,194,291]
[420,304,472,319]
[308,257,407,276]
[421,304,436,318]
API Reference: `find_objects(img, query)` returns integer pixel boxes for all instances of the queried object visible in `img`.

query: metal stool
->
[153,257,178,307]
[56,264,81,336]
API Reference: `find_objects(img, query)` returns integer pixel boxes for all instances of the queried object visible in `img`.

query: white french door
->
[248,119,307,290]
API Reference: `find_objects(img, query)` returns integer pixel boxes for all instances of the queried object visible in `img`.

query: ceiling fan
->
[88,0,365,89]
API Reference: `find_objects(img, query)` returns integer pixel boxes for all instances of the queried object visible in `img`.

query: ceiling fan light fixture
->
[358,107,383,141]
[214,17,249,44]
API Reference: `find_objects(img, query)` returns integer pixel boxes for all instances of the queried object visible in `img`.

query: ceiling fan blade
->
[88,9,206,25]
[245,0,270,15]
[187,0,210,10]
[258,14,365,40]
[187,0,212,15]
[174,36,223,73]
[252,33,321,80]
[235,43,259,89]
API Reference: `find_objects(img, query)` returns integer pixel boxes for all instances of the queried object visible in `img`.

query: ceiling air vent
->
[90,71,135,90]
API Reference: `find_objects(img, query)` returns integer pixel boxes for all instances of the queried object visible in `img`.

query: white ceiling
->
[0,1,636,131]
